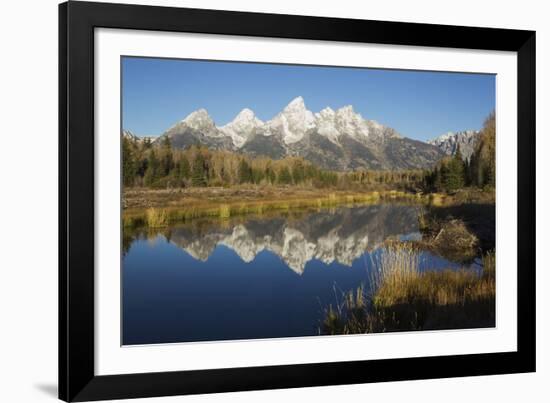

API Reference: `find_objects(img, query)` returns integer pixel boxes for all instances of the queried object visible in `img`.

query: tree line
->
[426,111,496,192]
[123,111,495,193]
[122,137,429,190]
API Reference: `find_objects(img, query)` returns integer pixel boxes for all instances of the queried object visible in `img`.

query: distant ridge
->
[428,130,481,160]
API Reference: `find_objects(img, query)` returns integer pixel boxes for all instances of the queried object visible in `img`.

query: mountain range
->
[124,97,480,170]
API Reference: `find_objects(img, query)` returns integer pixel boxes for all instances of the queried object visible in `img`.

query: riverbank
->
[124,187,416,228]
[123,185,495,228]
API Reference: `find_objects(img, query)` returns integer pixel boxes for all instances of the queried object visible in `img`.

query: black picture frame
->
[59,1,536,401]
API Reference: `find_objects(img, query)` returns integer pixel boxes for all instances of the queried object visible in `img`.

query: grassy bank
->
[123,185,495,229]
[123,188,418,228]
[322,245,495,334]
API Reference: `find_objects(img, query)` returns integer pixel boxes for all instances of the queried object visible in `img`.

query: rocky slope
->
[428,130,480,160]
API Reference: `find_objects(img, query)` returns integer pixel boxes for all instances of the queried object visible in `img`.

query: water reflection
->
[128,204,422,274]
[122,204,469,345]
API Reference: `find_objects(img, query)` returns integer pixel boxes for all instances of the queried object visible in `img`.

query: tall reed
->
[322,245,496,334]
[145,207,168,228]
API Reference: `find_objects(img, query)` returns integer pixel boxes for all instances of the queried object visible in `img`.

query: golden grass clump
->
[429,193,445,206]
[322,245,496,335]
[370,243,420,306]
[219,204,231,219]
[145,207,168,228]
[482,249,495,279]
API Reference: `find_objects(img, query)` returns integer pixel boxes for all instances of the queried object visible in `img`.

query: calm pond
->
[122,203,477,345]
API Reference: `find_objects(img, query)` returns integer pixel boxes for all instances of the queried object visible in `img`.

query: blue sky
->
[122,57,495,142]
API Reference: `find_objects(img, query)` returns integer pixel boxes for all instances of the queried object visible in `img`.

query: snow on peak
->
[168,97,389,147]
[285,96,306,111]
[314,107,339,142]
[337,105,355,115]
[334,105,369,140]
[318,107,335,117]
[429,130,478,146]
[122,129,136,139]
[220,108,263,148]
[183,108,209,120]
[182,108,214,128]
[234,108,257,121]
[430,131,455,143]
[268,96,315,145]
[178,108,221,137]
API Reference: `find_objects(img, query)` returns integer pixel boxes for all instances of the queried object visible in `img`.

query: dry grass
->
[322,245,495,335]
[123,189,420,229]
[122,185,494,230]
[145,207,168,228]
[219,204,231,219]
[423,218,479,262]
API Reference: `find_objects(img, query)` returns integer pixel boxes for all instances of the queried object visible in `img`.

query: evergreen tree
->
[278,166,292,184]
[452,144,466,188]
[179,156,190,179]
[433,166,443,191]
[265,166,276,184]
[291,160,305,184]
[191,153,207,187]
[238,159,253,183]
[159,137,174,176]
[469,111,496,187]
[438,151,465,192]
[144,149,161,186]
[122,137,136,186]
[251,168,264,184]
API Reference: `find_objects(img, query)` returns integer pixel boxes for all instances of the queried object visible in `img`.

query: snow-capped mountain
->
[141,96,445,170]
[428,130,480,160]
[219,108,263,148]
[160,108,234,150]
[265,96,316,144]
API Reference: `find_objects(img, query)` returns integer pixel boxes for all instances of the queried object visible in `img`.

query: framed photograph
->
[59,1,535,401]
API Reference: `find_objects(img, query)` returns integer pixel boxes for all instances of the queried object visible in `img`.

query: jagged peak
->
[236,107,255,118]
[317,107,335,117]
[221,108,263,131]
[284,96,306,111]
[183,108,211,122]
[368,119,384,130]
[337,104,354,113]
[231,108,263,125]
[429,129,479,144]
[220,108,263,148]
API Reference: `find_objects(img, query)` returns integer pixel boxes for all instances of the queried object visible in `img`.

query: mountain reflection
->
[128,205,423,274]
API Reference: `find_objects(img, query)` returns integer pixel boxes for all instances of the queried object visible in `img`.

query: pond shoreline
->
[123,186,494,229]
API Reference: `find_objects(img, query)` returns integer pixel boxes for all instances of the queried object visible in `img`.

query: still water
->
[122,204,470,345]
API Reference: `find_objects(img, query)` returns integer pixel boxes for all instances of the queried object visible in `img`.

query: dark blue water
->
[122,204,472,345]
